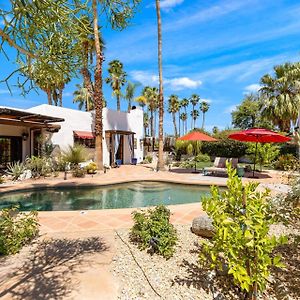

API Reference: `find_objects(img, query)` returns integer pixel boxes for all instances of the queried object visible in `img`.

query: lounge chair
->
[204,157,238,176]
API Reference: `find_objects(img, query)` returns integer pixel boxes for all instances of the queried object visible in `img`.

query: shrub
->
[195,153,211,162]
[62,144,89,166]
[72,166,86,178]
[130,205,177,259]
[145,155,153,163]
[246,143,280,170]
[85,162,97,174]
[26,156,52,178]
[273,154,300,171]
[0,207,39,255]
[202,139,247,158]
[200,163,287,297]
[6,161,26,181]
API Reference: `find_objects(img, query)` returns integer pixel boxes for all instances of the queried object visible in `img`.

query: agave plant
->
[62,144,89,166]
[6,161,26,181]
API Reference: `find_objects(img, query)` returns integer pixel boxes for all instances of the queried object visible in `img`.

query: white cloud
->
[165,77,202,90]
[130,71,159,86]
[201,98,212,104]
[244,84,261,93]
[130,71,201,91]
[160,0,184,9]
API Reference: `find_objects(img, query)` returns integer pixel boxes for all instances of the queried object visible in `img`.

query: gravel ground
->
[112,224,300,300]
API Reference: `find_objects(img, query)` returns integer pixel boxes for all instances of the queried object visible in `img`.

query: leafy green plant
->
[85,162,97,174]
[72,166,86,178]
[273,154,300,171]
[6,161,26,181]
[144,155,153,163]
[247,143,280,170]
[130,205,177,259]
[25,156,52,178]
[62,144,89,166]
[195,153,211,162]
[200,163,287,298]
[0,207,39,255]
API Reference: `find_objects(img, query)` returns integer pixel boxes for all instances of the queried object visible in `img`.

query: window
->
[74,137,95,148]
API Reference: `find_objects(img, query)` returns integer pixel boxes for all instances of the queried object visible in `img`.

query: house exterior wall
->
[0,124,30,161]
[28,104,144,164]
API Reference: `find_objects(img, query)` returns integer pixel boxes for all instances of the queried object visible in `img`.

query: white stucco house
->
[0,104,144,168]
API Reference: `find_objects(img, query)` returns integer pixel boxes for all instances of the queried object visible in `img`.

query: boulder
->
[191,215,215,238]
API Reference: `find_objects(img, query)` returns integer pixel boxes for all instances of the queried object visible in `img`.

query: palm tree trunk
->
[58,88,63,107]
[202,112,205,129]
[172,112,178,137]
[117,94,121,111]
[156,0,164,170]
[191,105,194,130]
[46,89,52,105]
[128,99,131,112]
[92,0,103,170]
[178,112,181,136]
[150,110,155,151]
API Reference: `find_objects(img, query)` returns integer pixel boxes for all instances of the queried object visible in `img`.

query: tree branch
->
[0,28,35,59]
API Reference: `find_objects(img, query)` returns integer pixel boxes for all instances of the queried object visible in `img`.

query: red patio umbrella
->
[228,128,291,177]
[178,131,217,172]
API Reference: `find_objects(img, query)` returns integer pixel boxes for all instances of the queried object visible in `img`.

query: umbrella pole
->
[253,141,258,177]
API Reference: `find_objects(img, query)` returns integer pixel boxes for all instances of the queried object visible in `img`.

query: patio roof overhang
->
[0,107,64,129]
[105,130,135,136]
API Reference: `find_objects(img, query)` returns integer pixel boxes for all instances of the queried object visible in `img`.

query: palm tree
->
[178,101,182,136]
[135,95,147,112]
[92,0,104,170]
[199,101,210,129]
[180,112,187,134]
[105,60,127,111]
[181,98,189,134]
[125,81,140,112]
[190,109,200,129]
[189,94,200,129]
[143,86,158,141]
[260,63,300,132]
[73,84,94,111]
[168,94,180,137]
[155,0,164,170]
[143,112,149,137]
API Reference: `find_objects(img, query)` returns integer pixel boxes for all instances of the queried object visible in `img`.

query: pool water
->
[0,181,214,211]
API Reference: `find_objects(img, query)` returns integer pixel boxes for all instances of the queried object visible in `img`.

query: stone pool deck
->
[0,165,290,300]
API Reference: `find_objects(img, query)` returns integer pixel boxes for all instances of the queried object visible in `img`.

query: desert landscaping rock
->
[191,215,215,238]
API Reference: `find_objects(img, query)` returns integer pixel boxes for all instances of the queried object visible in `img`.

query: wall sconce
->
[22,132,29,141]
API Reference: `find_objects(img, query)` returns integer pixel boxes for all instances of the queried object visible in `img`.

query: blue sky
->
[1,0,300,134]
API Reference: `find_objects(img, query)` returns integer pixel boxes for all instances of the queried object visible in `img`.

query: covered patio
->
[0,107,64,167]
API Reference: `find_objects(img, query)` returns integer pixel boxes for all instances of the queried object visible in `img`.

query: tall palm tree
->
[105,59,127,111]
[190,109,200,129]
[181,98,189,134]
[199,100,210,129]
[260,63,300,132]
[143,112,149,137]
[168,94,180,137]
[73,84,94,111]
[155,0,164,170]
[178,100,182,136]
[143,86,158,150]
[135,95,147,112]
[180,112,187,134]
[92,0,104,170]
[190,94,200,129]
[125,81,140,112]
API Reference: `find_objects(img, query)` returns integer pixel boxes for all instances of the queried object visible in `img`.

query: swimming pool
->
[0,181,214,211]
